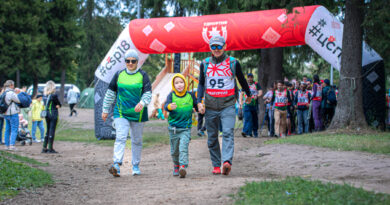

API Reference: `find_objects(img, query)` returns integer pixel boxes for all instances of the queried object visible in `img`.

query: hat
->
[324,79,330,85]
[36,94,43,98]
[209,35,225,46]
[247,73,254,77]
[124,49,139,61]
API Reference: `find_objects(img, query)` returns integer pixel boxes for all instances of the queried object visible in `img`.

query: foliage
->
[233,177,390,205]
[265,132,390,155]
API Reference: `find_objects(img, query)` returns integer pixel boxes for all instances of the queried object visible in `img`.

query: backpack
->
[326,88,337,106]
[0,91,10,114]
[17,92,32,108]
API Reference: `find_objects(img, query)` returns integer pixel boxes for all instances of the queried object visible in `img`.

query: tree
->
[45,0,83,103]
[0,0,50,95]
[329,0,367,130]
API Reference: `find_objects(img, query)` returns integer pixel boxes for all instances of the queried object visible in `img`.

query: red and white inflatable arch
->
[94,5,383,139]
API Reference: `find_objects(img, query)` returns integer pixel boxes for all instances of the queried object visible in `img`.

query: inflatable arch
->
[94,5,384,139]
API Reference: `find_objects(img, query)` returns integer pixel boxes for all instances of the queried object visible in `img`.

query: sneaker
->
[132,165,141,176]
[109,163,120,177]
[179,165,187,178]
[41,148,48,153]
[47,149,58,153]
[173,165,180,176]
[33,139,41,143]
[212,167,221,175]
[253,135,258,138]
[222,162,231,176]
[241,132,247,138]
[9,145,16,151]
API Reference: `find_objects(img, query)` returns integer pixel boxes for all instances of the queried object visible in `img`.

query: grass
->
[265,132,390,155]
[233,177,390,205]
[0,155,53,201]
[0,151,48,167]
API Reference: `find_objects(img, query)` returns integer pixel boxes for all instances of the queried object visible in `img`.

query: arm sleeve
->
[140,71,152,106]
[271,91,275,104]
[53,95,61,108]
[102,89,116,113]
[235,61,251,97]
[11,92,21,104]
[287,91,292,104]
[191,92,198,112]
[164,93,173,111]
[197,62,205,103]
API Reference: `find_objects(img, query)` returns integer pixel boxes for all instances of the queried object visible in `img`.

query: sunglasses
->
[125,59,138,64]
[210,45,224,50]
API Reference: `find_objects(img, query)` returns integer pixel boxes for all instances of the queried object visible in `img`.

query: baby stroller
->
[16,114,32,146]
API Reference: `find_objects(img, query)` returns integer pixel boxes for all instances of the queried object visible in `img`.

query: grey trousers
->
[205,105,236,167]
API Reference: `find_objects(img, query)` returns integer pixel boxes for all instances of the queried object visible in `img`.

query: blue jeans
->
[297,109,309,134]
[113,118,144,166]
[4,114,19,146]
[0,117,3,143]
[205,105,236,167]
[243,105,259,137]
[32,120,45,140]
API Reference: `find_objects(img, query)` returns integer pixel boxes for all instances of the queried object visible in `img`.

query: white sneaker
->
[9,145,17,151]
[33,139,41,143]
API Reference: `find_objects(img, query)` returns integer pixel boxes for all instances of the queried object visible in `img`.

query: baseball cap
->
[247,73,254,77]
[209,35,225,46]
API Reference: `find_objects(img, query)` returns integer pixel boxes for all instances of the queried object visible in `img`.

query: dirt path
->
[2,109,390,204]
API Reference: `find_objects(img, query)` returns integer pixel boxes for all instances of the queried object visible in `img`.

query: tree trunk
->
[258,47,284,135]
[32,74,38,97]
[329,0,367,130]
[60,67,66,104]
[16,69,20,88]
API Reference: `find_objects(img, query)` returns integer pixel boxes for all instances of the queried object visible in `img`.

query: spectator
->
[20,86,30,123]
[67,87,78,117]
[311,75,323,131]
[263,86,274,137]
[2,80,21,150]
[42,80,62,153]
[31,94,45,143]
[321,79,336,128]
[0,87,3,144]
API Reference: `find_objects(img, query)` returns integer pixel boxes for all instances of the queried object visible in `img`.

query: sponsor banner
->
[95,24,149,83]
[128,6,319,54]
[305,6,382,71]
[206,88,235,98]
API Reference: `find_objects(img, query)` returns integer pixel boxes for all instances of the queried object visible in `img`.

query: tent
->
[78,88,94,109]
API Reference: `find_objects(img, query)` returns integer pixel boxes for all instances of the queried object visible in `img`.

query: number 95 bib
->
[205,57,235,98]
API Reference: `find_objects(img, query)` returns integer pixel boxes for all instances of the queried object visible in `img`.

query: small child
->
[164,74,197,178]
[31,94,45,143]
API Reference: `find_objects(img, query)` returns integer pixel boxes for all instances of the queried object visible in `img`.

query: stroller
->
[16,114,32,146]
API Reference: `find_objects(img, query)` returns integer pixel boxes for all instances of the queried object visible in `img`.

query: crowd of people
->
[0,80,62,153]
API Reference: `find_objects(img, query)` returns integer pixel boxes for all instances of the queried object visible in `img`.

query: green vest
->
[114,70,148,122]
[168,92,193,128]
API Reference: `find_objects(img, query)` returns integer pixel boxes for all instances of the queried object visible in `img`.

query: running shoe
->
[179,165,187,178]
[173,165,180,176]
[132,165,141,176]
[212,167,221,175]
[222,161,231,175]
[109,163,120,177]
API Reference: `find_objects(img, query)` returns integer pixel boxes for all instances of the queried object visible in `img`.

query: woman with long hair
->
[42,81,61,153]
[311,75,323,131]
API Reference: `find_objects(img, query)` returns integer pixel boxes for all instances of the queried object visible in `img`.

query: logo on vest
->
[202,21,228,44]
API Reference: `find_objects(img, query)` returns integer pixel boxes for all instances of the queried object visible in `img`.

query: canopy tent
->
[78,88,94,109]
[94,5,384,139]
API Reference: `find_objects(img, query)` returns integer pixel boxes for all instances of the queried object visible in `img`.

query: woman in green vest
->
[102,49,152,177]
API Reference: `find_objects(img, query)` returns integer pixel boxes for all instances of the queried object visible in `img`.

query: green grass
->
[0,151,48,167]
[265,132,390,155]
[0,155,53,201]
[233,177,390,205]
